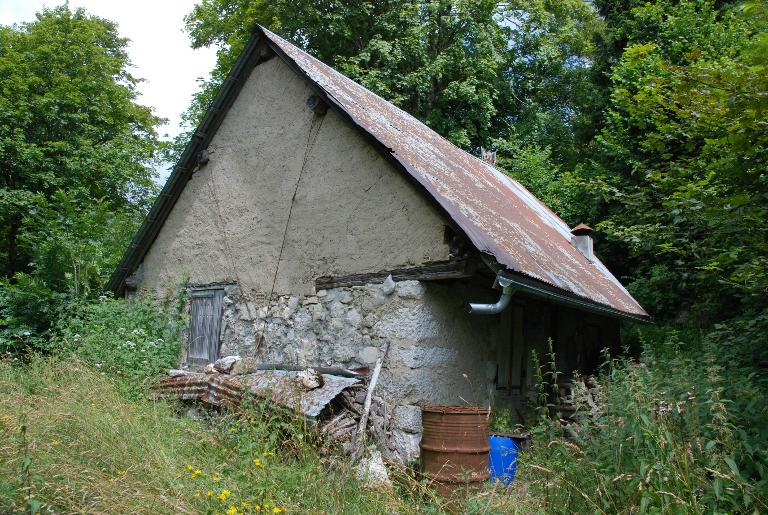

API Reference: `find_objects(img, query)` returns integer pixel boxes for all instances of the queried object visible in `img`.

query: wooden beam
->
[315,259,471,290]
[352,339,390,461]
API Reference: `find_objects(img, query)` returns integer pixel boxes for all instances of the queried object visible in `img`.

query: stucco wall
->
[138,56,449,295]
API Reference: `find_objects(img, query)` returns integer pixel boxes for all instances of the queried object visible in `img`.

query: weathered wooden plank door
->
[188,289,225,365]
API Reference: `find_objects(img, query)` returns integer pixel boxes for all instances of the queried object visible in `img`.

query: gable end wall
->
[137,57,450,294]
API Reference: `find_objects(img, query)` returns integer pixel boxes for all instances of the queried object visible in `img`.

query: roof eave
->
[498,270,651,323]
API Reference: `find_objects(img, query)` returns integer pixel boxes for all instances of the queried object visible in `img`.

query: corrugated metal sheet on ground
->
[260,27,647,317]
[152,370,359,418]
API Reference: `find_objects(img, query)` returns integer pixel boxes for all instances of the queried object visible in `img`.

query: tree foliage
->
[0,6,161,343]
[583,1,767,327]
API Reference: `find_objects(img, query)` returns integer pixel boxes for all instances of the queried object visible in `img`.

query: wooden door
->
[188,289,225,365]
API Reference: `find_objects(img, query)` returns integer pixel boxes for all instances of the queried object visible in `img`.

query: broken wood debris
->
[317,385,369,445]
[352,339,390,460]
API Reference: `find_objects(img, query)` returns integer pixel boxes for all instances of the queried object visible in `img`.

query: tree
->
[499,0,603,167]
[0,6,162,342]
[0,5,160,278]
[582,0,768,324]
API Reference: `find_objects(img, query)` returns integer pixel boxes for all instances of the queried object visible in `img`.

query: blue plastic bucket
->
[488,434,519,485]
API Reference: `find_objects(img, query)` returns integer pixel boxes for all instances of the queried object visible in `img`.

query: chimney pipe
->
[480,147,497,166]
[571,223,594,262]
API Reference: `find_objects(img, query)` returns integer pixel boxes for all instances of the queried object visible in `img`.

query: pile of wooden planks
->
[318,384,368,447]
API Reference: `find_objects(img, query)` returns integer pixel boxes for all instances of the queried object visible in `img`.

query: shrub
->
[54,294,186,390]
[0,274,66,358]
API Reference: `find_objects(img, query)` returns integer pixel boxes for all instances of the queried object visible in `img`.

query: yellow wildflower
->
[187,465,194,471]
[207,491,214,498]
[254,506,260,512]
[191,469,203,478]
[218,489,232,501]
[272,508,282,514]
[253,459,265,469]
[227,507,237,515]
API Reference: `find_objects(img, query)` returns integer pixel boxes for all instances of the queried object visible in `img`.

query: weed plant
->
[515,329,768,513]
[53,293,186,396]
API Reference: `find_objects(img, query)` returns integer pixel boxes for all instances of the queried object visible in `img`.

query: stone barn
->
[108,26,648,463]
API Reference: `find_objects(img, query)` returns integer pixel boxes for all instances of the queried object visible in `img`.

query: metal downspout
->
[468,275,516,315]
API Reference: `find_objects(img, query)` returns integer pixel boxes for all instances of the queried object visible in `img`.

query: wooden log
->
[326,418,357,440]
[328,424,355,442]
[338,392,362,416]
[351,340,390,461]
[320,412,349,434]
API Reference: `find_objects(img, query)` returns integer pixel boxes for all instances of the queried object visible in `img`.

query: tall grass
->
[0,358,409,513]
[514,329,768,513]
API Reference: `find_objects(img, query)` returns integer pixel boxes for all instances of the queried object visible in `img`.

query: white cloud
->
[0,1,218,180]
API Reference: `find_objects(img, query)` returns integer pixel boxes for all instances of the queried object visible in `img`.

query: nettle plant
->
[55,293,186,386]
[521,331,767,513]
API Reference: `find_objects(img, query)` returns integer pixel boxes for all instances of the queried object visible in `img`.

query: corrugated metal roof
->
[261,27,647,317]
[240,370,360,418]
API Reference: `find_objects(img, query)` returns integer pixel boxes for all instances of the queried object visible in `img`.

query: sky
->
[0,0,218,179]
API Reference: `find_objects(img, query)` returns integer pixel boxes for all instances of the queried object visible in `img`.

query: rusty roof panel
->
[261,27,647,317]
[152,370,359,418]
[239,370,360,418]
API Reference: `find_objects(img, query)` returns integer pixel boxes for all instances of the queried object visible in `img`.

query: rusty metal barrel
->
[420,404,491,497]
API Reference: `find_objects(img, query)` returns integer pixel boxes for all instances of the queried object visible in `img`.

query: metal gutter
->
[468,275,516,315]
[498,272,651,323]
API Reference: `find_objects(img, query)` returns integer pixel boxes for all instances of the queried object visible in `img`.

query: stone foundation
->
[182,278,500,464]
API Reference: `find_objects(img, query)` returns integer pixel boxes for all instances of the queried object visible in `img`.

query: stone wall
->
[182,278,502,464]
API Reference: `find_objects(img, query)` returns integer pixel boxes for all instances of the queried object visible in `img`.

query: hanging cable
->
[255,113,326,353]
[205,149,257,349]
